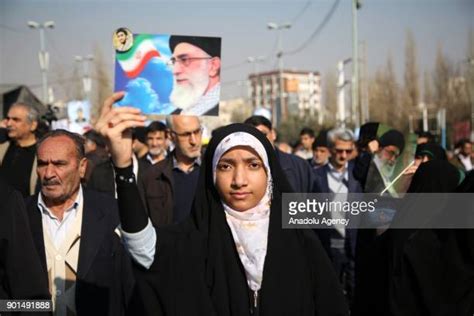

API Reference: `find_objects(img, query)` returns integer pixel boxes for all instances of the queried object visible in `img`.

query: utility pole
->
[268,22,291,126]
[27,20,55,104]
[338,59,352,128]
[75,55,94,100]
[351,0,362,129]
[421,102,429,132]
[360,40,370,124]
[437,108,446,148]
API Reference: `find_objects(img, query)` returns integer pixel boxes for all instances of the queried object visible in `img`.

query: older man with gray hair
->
[312,127,362,305]
[0,102,40,196]
[313,127,362,195]
[139,115,203,227]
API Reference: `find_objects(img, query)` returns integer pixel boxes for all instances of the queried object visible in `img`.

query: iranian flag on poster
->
[116,34,161,78]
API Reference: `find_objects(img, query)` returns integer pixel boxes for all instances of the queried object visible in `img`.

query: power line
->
[223,61,249,71]
[284,0,341,56]
[216,2,313,74]
[289,0,312,26]
[0,23,25,33]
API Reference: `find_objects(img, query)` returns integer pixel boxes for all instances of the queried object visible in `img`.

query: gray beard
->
[170,71,210,110]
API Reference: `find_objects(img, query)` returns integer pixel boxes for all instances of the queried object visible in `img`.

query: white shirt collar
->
[327,161,349,181]
[38,185,83,220]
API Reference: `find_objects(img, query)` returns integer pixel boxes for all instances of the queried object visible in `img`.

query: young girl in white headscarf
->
[105,117,348,316]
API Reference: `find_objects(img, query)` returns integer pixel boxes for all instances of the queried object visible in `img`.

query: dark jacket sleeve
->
[277,149,314,193]
[115,165,149,233]
[352,151,373,190]
[0,180,51,310]
[302,230,350,316]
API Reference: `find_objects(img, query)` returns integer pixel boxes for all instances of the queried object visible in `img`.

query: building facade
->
[248,70,321,125]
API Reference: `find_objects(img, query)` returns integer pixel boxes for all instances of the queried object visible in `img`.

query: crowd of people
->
[0,97,473,315]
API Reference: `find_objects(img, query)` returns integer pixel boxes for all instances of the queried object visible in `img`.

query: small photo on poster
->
[67,100,92,134]
[113,31,221,117]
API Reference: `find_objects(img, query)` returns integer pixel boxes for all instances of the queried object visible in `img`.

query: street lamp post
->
[75,55,94,100]
[338,59,352,128]
[267,22,291,126]
[247,56,266,109]
[352,0,362,129]
[27,20,55,104]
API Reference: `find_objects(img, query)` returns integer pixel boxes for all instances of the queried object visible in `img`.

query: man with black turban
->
[363,129,405,196]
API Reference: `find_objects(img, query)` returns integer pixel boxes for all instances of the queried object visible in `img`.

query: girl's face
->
[215,146,268,212]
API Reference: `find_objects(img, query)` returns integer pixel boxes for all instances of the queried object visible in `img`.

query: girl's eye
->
[217,163,231,171]
[249,162,262,169]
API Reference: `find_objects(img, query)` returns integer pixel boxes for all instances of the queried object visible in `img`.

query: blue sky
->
[0,0,472,101]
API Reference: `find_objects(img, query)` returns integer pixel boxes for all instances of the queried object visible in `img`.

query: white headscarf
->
[212,131,272,291]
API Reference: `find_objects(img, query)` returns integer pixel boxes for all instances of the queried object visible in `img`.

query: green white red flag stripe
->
[116,34,161,78]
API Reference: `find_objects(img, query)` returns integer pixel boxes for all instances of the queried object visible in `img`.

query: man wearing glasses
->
[168,35,221,116]
[313,128,360,194]
[312,128,362,306]
[138,115,203,227]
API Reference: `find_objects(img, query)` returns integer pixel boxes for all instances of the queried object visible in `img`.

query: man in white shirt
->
[295,127,315,160]
[451,139,473,172]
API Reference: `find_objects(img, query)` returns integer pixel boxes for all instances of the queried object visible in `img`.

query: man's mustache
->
[42,179,60,186]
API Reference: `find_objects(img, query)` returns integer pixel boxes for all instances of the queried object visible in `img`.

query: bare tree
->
[432,43,470,133]
[68,63,83,101]
[433,44,452,109]
[368,54,406,131]
[465,30,474,128]
[92,44,112,122]
[369,68,388,124]
[423,70,433,105]
[403,29,420,109]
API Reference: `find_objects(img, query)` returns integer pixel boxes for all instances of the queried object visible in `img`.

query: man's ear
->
[169,131,177,143]
[269,128,277,143]
[79,157,88,179]
[209,57,221,78]
[30,120,38,132]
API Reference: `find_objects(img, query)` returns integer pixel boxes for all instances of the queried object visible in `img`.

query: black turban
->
[379,129,405,154]
[169,35,221,58]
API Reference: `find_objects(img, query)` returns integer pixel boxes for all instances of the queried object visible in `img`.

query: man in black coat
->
[0,102,40,197]
[25,129,134,316]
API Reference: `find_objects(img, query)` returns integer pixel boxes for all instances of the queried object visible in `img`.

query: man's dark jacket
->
[312,161,362,194]
[25,190,135,316]
[138,156,175,227]
[275,149,314,193]
[0,178,50,316]
[311,162,362,263]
